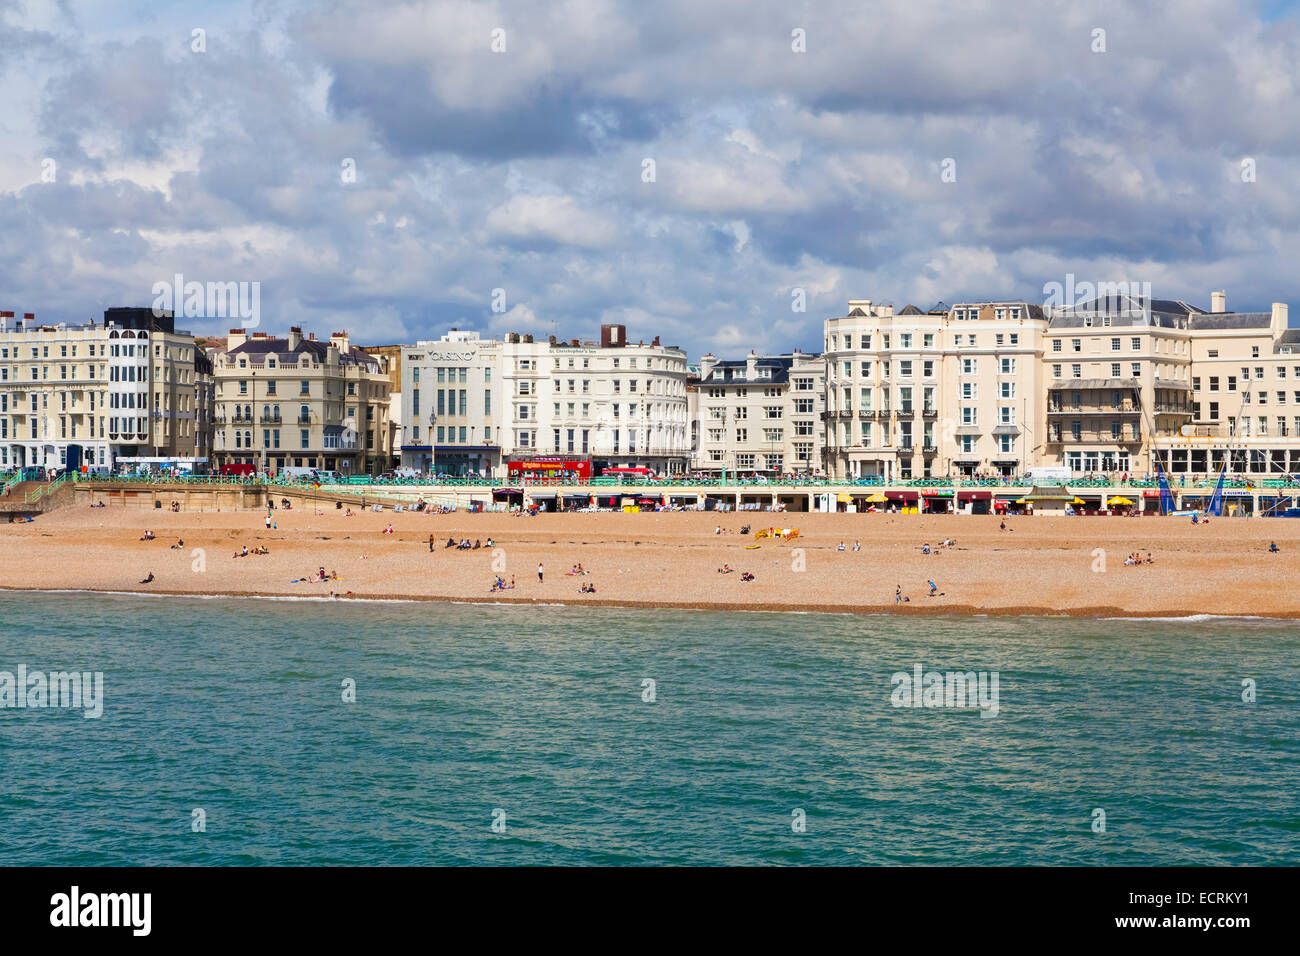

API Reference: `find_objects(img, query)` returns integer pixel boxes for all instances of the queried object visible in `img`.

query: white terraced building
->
[399,329,503,476]
[497,324,691,475]
[398,324,692,477]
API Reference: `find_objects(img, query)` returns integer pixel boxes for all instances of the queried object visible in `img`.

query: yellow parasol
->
[1108,496,1134,506]
[1071,496,1086,505]
[866,492,888,503]
[1014,497,1029,504]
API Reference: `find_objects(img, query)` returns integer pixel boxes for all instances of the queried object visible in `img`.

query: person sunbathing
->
[170,539,184,549]
[446,537,456,548]
[139,572,154,584]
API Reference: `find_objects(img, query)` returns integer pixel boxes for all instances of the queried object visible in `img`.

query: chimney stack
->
[1272,302,1289,335]
[288,327,302,350]
[1211,290,1227,313]
[600,324,626,348]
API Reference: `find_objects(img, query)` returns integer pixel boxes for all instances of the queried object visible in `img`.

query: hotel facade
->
[211,328,392,474]
[820,299,1048,480]
[399,324,691,476]
[818,291,1298,480]
[0,307,213,473]
[690,351,826,475]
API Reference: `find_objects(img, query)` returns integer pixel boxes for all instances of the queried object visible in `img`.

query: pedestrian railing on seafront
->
[61,471,1300,492]
[23,472,69,503]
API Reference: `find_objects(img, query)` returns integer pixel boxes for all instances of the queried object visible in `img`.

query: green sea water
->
[1,592,1297,865]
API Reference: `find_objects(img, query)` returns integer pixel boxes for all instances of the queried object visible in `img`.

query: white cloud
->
[484,194,617,247]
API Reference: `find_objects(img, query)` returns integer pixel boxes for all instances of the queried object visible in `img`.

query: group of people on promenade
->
[1124,552,1155,566]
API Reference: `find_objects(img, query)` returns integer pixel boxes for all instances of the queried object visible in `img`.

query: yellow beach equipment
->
[1108,496,1134,506]
[866,492,888,503]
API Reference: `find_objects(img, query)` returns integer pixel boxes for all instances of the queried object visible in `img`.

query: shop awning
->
[957,491,993,501]
[922,490,954,497]
[885,491,919,501]
[529,492,557,500]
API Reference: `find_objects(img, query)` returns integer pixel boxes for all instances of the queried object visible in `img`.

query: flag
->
[1207,466,1227,517]
[1157,462,1175,515]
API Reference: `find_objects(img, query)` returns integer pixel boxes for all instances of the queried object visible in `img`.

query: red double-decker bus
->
[506,456,592,481]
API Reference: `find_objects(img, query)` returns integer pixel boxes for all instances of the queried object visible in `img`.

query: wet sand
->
[2,504,1297,618]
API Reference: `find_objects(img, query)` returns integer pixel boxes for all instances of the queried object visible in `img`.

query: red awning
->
[885,491,919,502]
[958,491,993,501]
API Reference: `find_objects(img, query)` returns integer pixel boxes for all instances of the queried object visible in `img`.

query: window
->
[999,382,1016,399]
[1072,364,1082,378]
[999,358,1015,374]
[1209,376,1219,392]
[961,382,977,399]
[1053,364,1062,378]
[1052,340,1062,353]
[961,358,977,374]
[1072,339,1081,352]
[1131,337,1140,351]
[1111,338,1121,351]
[1111,363,1121,377]
[899,360,913,377]
[1252,346,1260,358]
[961,407,977,425]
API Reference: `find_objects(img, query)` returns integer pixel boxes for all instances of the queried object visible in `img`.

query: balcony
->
[1051,432,1142,445]
[921,408,938,419]
[922,444,938,455]
[260,414,282,424]
[298,414,312,424]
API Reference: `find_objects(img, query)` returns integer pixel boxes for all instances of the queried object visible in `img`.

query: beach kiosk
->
[1025,485,1074,515]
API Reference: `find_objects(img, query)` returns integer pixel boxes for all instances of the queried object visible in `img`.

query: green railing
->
[24,472,69,504]
[59,471,1300,492]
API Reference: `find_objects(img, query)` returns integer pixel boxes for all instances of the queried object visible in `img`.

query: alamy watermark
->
[151,272,260,328]
[1042,272,1152,320]
[890,664,999,718]
[0,665,103,718]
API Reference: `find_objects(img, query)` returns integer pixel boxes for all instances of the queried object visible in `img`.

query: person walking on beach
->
[895,584,902,604]
[538,563,544,583]
[265,513,272,530]
[428,533,435,553]
[928,580,938,597]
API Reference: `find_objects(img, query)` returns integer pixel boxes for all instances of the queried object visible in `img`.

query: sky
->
[2,0,1299,356]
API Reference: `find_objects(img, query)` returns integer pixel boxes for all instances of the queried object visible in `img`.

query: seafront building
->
[399,324,691,476]
[820,299,1048,480]
[0,307,213,472]
[399,329,503,475]
[1037,291,1296,477]
[689,350,826,474]
[211,327,392,474]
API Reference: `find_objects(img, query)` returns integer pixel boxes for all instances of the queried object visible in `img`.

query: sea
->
[1,591,1297,866]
